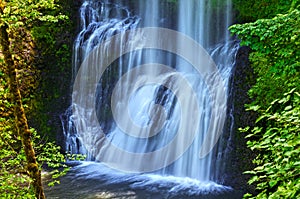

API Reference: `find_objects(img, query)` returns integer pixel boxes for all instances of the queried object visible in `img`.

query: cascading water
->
[61,0,239,190]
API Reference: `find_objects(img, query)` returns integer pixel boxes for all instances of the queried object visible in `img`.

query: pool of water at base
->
[44,161,244,199]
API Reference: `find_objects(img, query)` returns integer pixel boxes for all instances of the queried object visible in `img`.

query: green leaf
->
[269,180,278,188]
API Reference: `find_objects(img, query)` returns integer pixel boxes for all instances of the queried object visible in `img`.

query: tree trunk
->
[0,3,46,199]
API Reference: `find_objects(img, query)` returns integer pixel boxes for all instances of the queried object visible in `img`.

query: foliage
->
[230,9,300,109]
[1,0,74,142]
[0,61,68,198]
[0,0,74,198]
[230,6,300,199]
[240,90,300,198]
[232,0,298,22]
[0,62,79,197]
[0,127,69,197]
[0,0,66,28]
[30,0,74,141]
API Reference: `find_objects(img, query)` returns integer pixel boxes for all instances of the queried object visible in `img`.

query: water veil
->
[59,0,240,196]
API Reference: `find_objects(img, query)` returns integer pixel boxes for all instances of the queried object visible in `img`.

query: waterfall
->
[62,0,238,184]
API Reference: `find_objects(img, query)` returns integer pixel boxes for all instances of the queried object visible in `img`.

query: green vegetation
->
[230,2,300,198]
[0,0,73,198]
[241,89,300,198]
[30,0,74,142]
[233,0,296,22]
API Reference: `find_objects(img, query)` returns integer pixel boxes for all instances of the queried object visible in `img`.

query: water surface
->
[44,162,244,199]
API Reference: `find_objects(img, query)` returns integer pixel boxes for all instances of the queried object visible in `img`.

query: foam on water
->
[73,162,232,194]
[45,161,243,198]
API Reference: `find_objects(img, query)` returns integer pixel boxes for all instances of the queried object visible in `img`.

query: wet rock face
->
[233,46,256,129]
[223,45,257,194]
[236,46,251,68]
